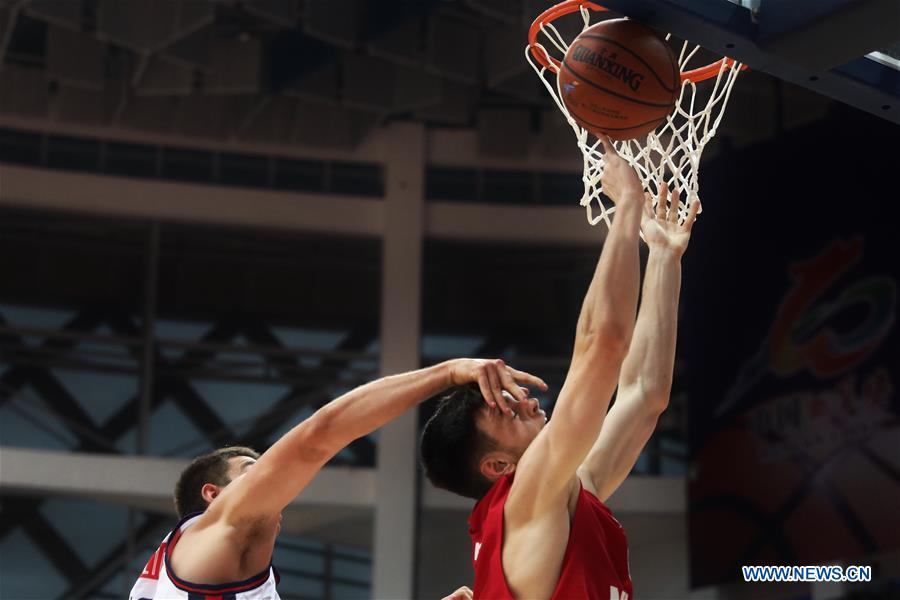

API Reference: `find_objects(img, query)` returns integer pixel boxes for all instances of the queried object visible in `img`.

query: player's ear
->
[201,483,221,506]
[480,452,516,481]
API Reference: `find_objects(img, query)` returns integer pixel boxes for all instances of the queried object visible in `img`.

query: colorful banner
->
[685,111,900,587]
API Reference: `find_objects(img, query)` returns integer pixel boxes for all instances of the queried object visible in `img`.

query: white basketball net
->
[526,6,743,227]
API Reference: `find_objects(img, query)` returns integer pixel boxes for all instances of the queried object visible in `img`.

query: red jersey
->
[468,474,633,600]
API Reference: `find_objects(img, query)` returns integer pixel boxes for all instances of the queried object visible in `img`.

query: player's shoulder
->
[469,474,513,527]
[505,471,580,524]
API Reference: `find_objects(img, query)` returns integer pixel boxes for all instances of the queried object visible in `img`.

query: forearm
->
[317,361,453,451]
[528,199,644,492]
[618,247,682,404]
[215,362,453,519]
[576,249,681,497]
[575,188,697,501]
[215,359,536,522]
[575,198,643,349]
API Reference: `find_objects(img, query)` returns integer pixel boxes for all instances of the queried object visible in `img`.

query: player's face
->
[224,455,257,484]
[477,395,547,457]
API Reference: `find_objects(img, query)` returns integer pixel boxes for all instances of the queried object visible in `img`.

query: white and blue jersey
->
[129,512,281,600]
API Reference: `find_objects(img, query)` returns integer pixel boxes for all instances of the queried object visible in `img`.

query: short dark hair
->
[173,446,260,517]
[420,385,499,500]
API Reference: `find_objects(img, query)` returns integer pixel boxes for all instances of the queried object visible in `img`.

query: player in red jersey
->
[421,136,699,600]
[130,358,545,600]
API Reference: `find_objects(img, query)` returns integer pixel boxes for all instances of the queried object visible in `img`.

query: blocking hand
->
[448,359,548,417]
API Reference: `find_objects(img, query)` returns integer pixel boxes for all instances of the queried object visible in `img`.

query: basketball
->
[558,18,679,141]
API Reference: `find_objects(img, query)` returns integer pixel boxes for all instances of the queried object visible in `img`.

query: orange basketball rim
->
[527,0,745,84]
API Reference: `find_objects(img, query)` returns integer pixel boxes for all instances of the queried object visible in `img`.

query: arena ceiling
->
[0,0,838,154]
[0,0,568,150]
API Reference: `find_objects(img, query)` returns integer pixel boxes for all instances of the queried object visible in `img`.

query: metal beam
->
[0,447,376,509]
[0,111,390,164]
[0,165,608,246]
[0,164,386,237]
[235,321,379,465]
[2,496,89,582]
[1,447,688,514]
[101,312,240,450]
[0,323,378,365]
[64,514,169,600]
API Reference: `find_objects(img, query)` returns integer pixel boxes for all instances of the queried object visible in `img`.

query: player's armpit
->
[200,411,337,528]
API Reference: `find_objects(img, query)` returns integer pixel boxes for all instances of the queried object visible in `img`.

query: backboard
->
[590,0,900,124]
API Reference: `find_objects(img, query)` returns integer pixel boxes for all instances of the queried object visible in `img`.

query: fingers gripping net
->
[526,6,743,227]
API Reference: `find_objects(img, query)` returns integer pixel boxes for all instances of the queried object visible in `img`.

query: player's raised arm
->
[507,136,644,513]
[204,358,545,527]
[578,185,699,501]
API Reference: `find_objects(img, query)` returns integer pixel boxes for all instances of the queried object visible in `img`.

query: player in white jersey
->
[130,358,546,600]
[131,512,280,600]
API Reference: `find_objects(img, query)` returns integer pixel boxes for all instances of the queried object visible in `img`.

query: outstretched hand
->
[641,182,700,257]
[448,359,548,416]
